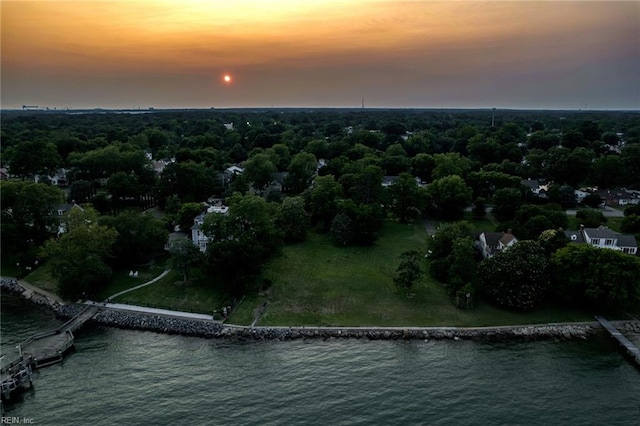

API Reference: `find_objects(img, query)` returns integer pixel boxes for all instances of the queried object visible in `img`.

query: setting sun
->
[223,74,232,84]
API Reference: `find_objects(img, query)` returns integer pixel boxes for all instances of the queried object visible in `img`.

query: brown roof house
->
[478,229,518,258]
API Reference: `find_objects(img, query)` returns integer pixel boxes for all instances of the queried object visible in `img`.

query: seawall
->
[56,303,640,343]
[4,278,639,343]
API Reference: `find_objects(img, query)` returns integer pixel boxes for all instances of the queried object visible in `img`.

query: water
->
[2,294,639,425]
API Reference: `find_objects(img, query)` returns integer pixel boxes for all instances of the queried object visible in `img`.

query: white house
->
[478,230,518,258]
[566,226,638,255]
[191,204,229,252]
[35,168,68,186]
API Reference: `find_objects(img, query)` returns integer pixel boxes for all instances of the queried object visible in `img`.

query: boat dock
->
[1,305,98,400]
[595,316,640,368]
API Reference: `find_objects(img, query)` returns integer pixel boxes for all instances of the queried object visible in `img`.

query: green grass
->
[567,215,623,232]
[231,221,590,327]
[23,262,58,293]
[114,269,225,314]
[97,256,169,301]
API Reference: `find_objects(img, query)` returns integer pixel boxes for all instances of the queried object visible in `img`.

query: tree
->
[7,140,62,178]
[621,215,640,234]
[176,202,205,233]
[467,171,521,199]
[582,193,604,208]
[41,218,118,300]
[107,172,141,206]
[330,213,353,246]
[69,180,93,204]
[308,175,343,232]
[472,197,486,218]
[446,237,478,295]
[547,184,577,208]
[426,175,472,220]
[156,161,220,205]
[410,153,435,183]
[168,238,203,283]
[431,153,473,180]
[349,164,384,205]
[202,194,282,296]
[478,240,550,311]
[492,188,522,222]
[99,211,168,266]
[277,197,309,242]
[330,199,384,246]
[265,144,291,172]
[575,208,607,228]
[550,244,640,310]
[394,250,423,294]
[537,229,569,257]
[1,181,64,248]
[588,156,626,189]
[621,144,640,187]
[244,153,277,190]
[286,152,317,195]
[388,173,421,223]
[426,221,474,282]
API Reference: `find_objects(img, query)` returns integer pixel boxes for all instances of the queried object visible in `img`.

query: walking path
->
[0,277,65,305]
[105,269,171,301]
[88,301,214,321]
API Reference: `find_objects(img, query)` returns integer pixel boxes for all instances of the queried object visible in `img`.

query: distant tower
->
[491,108,496,127]
[362,98,365,110]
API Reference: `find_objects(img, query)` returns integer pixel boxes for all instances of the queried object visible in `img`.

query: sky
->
[1,0,639,110]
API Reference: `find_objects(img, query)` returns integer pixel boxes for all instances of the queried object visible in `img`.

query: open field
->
[18,221,594,326]
[231,221,591,326]
[113,269,225,314]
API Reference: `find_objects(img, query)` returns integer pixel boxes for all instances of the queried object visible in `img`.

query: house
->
[574,190,590,204]
[381,175,424,188]
[522,179,549,199]
[191,204,229,252]
[565,226,638,255]
[52,203,84,235]
[0,168,9,180]
[221,164,245,188]
[381,176,400,187]
[164,231,188,251]
[35,168,68,186]
[477,229,518,258]
[594,189,640,207]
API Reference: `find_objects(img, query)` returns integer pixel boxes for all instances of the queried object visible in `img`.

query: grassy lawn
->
[17,220,593,327]
[231,221,590,327]
[567,215,623,232]
[22,262,58,293]
[429,212,496,233]
[114,269,226,314]
[97,255,169,301]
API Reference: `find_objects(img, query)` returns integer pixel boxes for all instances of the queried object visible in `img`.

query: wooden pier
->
[1,305,98,400]
[595,316,640,368]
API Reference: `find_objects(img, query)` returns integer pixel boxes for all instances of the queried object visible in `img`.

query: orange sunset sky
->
[1,0,638,109]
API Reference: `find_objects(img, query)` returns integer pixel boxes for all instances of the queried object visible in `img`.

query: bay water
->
[2,294,639,425]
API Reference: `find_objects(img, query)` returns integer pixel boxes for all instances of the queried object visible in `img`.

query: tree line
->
[1,109,639,305]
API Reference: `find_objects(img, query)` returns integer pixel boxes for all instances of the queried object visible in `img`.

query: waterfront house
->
[191,204,229,252]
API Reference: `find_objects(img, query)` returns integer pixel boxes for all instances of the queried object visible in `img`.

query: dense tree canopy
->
[426,175,472,220]
[550,244,640,311]
[479,240,550,312]
[202,194,282,295]
[42,207,118,300]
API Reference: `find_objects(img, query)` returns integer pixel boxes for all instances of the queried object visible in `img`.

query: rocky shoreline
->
[4,278,640,342]
[1,277,62,310]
